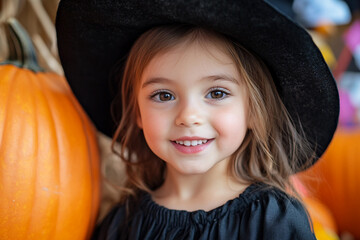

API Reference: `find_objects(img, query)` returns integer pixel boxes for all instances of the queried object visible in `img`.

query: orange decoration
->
[300,128,360,239]
[292,176,339,239]
[303,197,338,238]
[0,64,101,239]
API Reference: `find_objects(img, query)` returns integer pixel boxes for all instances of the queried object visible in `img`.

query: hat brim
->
[56,0,339,171]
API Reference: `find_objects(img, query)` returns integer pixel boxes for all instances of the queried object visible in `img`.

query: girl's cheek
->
[141,109,170,134]
[213,107,248,140]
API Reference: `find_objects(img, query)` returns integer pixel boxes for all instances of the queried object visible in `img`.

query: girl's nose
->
[175,101,204,127]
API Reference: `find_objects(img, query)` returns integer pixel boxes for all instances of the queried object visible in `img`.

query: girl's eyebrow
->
[142,74,239,88]
[142,77,172,88]
[204,74,239,85]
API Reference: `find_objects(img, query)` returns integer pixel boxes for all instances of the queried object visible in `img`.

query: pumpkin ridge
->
[22,69,39,238]
[37,72,63,237]
[28,70,60,237]
[32,71,72,238]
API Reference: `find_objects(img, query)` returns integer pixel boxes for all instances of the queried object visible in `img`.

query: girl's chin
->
[168,161,222,176]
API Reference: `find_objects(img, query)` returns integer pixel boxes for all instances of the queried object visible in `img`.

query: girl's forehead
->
[148,40,236,71]
[139,41,242,89]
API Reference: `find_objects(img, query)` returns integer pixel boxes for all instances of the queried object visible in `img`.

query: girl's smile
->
[171,137,214,154]
[137,40,249,175]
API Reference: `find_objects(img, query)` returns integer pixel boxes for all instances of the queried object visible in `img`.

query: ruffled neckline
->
[138,183,264,226]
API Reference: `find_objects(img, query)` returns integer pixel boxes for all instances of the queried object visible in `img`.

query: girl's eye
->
[206,89,229,100]
[151,91,175,102]
[211,90,225,99]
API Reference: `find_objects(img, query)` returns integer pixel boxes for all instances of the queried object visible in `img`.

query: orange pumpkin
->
[303,197,338,240]
[300,127,360,239]
[292,176,339,239]
[0,19,100,239]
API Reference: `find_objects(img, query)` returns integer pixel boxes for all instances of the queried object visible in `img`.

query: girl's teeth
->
[175,140,208,146]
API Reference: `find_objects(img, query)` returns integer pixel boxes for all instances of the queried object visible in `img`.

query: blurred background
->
[0,0,359,240]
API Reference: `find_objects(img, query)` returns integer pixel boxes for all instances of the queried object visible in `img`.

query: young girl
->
[56,0,339,239]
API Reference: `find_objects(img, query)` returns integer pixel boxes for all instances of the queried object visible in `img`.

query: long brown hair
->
[111,25,314,203]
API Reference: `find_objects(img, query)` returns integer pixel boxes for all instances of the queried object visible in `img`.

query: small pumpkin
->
[300,127,360,239]
[0,19,100,239]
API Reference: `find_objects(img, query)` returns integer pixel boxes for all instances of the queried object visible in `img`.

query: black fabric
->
[91,184,316,240]
[55,0,339,170]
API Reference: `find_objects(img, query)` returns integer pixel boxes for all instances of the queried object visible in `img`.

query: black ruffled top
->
[92,183,316,240]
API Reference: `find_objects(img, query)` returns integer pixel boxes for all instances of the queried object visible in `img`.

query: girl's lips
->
[171,139,213,154]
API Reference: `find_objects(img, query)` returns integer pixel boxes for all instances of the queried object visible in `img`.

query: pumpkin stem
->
[2,18,43,72]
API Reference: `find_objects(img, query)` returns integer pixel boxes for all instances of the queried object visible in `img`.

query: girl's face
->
[137,41,249,176]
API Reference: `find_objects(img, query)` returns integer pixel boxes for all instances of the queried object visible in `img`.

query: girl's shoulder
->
[236,183,316,239]
[92,183,316,240]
